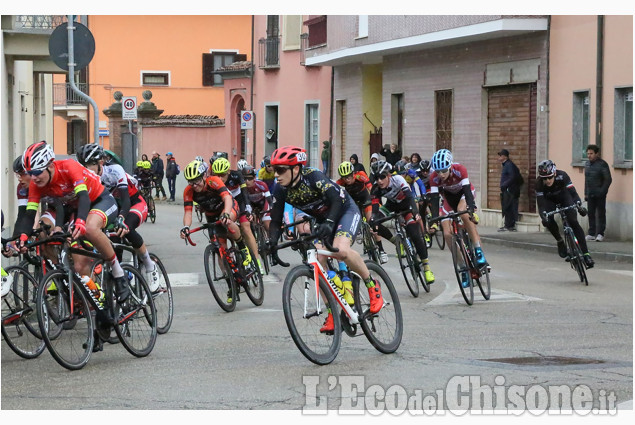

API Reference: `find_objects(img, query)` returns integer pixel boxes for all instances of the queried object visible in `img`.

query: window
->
[282,15,302,51]
[357,15,368,39]
[305,103,320,169]
[614,87,633,166]
[304,15,327,48]
[202,51,246,87]
[572,91,590,164]
[435,90,453,151]
[141,71,170,86]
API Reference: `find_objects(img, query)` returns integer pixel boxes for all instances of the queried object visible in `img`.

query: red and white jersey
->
[101,163,140,199]
[428,163,474,195]
[246,179,271,207]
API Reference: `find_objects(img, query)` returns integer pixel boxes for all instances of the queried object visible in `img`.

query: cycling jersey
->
[100,163,144,220]
[404,174,427,198]
[222,170,251,213]
[536,170,582,211]
[183,176,235,216]
[135,169,154,189]
[336,171,372,208]
[428,163,476,216]
[258,167,276,191]
[246,179,272,210]
[370,174,419,216]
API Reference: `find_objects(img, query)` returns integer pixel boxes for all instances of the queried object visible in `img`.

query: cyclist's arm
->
[239,178,252,213]
[323,185,345,224]
[428,187,441,220]
[115,183,131,217]
[462,183,476,211]
[182,185,194,228]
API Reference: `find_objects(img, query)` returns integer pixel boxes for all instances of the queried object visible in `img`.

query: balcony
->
[54,83,89,106]
[258,37,280,69]
[2,15,68,33]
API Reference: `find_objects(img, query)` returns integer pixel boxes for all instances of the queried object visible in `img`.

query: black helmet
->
[393,160,408,175]
[77,143,104,165]
[419,159,431,172]
[538,159,556,178]
[371,160,392,177]
[13,155,24,173]
[242,165,256,178]
[263,156,271,166]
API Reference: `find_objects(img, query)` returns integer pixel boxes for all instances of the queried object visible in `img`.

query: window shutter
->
[235,54,247,62]
[202,53,214,86]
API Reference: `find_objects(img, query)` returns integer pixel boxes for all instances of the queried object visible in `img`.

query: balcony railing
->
[7,15,68,32]
[54,83,88,106]
[258,37,280,69]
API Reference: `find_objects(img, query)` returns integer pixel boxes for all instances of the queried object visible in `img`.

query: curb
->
[481,236,633,264]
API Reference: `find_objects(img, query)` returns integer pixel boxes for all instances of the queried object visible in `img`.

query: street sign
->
[241,110,253,129]
[98,129,110,137]
[122,96,137,120]
[48,21,96,71]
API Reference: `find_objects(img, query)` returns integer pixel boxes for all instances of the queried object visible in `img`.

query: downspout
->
[545,16,550,158]
[328,66,334,171]
[595,15,604,151]
[251,15,256,164]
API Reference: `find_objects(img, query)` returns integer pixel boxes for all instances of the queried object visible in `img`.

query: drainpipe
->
[328,66,334,169]
[595,15,604,151]
[545,15,551,159]
[251,15,256,164]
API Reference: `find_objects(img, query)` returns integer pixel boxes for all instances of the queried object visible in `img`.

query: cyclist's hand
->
[180,226,190,240]
[245,211,254,222]
[577,205,588,217]
[71,219,87,240]
[219,212,232,226]
[316,219,335,242]
[428,223,439,234]
[115,215,129,237]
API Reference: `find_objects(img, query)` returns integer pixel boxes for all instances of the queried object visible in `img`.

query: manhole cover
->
[481,356,605,366]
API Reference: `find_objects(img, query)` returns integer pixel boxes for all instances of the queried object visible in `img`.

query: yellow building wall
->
[361,64,383,165]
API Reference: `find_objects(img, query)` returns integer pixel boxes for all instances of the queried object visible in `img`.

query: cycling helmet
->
[143,160,152,169]
[419,159,431,173]
[76,143,104,166]
[538,159,556,178]
[263,156,271,166]
[338,161,354,177]
[394,160,408,175]
[431,149,453,171]
[184,160,207,181]
[22,141,55,171]
[241,165,256,178]
[136,160,144,168]
[404,162,418,178]
[13,155,24,174]
[211,157,231,175]
[194,155,205,162]
[371,159,392,177]
[215,151,228,160]
[270,146,307,166]
[237,159,249,170]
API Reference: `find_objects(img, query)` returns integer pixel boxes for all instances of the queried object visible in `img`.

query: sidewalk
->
[479,226,633,264]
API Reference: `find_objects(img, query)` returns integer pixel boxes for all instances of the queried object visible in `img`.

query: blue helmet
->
[431,149,453,171]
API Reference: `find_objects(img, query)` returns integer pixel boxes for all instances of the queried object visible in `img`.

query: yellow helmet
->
[211,157,230,175]
[136,160,144,168]
[143,160,152,169]
[184,160,206,181]
[338,161,354,177]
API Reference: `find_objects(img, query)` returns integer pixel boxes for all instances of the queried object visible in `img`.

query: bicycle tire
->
[36,269,94,370]
[434,229,446,250]
[196,205,203,223]
[395,235,419,297]
[353,260,403,354]
[282,265,341,365]
[203,244,236,312]
[565,229,589,286]
[1,266,46,359]
[240,257,265,306]
[148,196,156,223]
[476,264,491,300]
[114,265,157,357]
[254,223,270,275]
[361,222,381,263]
[149,253,174,333]
[450,234,474,305]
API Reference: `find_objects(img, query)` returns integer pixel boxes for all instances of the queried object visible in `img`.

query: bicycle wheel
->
[450,234,474,305]
[203,244,236,312]
[149,253,174,333]
[114,265,157,357]
[363,223,381,263]
[282,265,341,365]
[476,263,491,300]
[36,270,94,370]
[395,235,419,297]
[1,266,46,359]
[254,223,270,275]
[565,229,589,286]
[435,229,446,250]
[241,261,264,306]
[353,261,403,354]
[148,196,156,223]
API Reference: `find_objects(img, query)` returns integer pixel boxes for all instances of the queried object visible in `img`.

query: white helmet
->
[23,141,55,172]
[237,159,249,170]
[194,155,205,162]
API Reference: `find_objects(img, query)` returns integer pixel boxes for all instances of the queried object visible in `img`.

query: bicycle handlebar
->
[270,230,339,268]
[544,204,580,218]
[428,209,471,225]
[183,219,236,246]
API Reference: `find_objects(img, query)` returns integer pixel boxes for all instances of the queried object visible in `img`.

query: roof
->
[142,114,225,127]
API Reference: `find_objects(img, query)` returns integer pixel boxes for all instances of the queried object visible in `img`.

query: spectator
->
[165,152,180,202]
[410,153,422,167]
[349,154,366,174]
[141,153,149,162]
[584,144,612,241]
[369,153,381,184]
[151,151,167,200]
[321,141,331,176]
[497,149,523,232]
[380,143,402,166]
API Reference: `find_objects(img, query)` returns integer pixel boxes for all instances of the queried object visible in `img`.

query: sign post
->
[122,96,138,120]
[241,111,253,130]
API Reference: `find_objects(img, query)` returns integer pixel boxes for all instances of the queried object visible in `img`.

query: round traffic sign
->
[124,98,136,110]
[48,21,96,71]
[242,111,252,121]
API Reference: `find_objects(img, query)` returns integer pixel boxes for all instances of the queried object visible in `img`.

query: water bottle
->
[81,275,104,302]
[327,270,345,297]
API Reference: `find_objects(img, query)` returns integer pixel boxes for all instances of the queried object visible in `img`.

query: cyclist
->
[257,156,276,192]
[427,149,488,286]
[237,159,249,170]
[76,144,161,291]
[370,160,436,285]
[210,158,264,275]
[135,160,154,194]
[242,165,273,234]
[336,160,389,264]
[1,211,14,298]
[267,146,384,333]
[536,159,594,268]
[181,160,254,301]
[13,141,130,303]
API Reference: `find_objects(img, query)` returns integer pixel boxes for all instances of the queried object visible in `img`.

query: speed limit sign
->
[122,96,137,120]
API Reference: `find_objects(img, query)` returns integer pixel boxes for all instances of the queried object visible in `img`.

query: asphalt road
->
[1,202,632,415]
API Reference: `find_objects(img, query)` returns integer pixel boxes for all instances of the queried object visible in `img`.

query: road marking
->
[262,275,280,284]
[168,273,200,286]
[245,308,283,313]
[427,280,542,306]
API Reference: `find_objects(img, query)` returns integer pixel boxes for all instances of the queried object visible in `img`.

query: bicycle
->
[544,204,589,286]
[421,195,445,250]
[251,207,272,275]
[372,210,429,297]
[33,231,157,370]
[272,231,403,365]
[184,221,264,312]
[430,210,491,305]
[359,217,382,263]
[194,202,204,223]
[106,230,174,334]
[140,184,156,223]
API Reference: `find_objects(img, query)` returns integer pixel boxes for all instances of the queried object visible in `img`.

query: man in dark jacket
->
[380,144,401,166]
[321,141,331,177]
[584,144,612,241]
[165,152,180,202]
[151,151,166,200]
[498,149,522,231]
[349,153,366,174]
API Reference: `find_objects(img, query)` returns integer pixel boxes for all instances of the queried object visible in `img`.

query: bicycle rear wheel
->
[148,196,156,223]
[36,270,94,370]
[395,235,419,297]
[353,261,403,354]
[254,223,270,275]
[361,222,380,263]
[1,266,46,359]
[241,262,264,306]
[476,264,491,300]
[114,265,157,357]
[450,234,474,305]
[149,253,174,334]
[203,244,236,312]
[565,229,589,286]
[282,265,341,365]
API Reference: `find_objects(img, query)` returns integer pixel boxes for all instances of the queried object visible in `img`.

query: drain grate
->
[481,356,605,366]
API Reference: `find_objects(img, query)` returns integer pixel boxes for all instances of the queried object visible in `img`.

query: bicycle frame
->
[185,222,240,282]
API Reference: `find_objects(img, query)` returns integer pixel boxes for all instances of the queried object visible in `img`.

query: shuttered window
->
[202,52,247,87]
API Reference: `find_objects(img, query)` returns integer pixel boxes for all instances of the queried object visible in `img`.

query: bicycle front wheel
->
[353,261,403,354]
[149,253,174,334]
[450,234,474,305]
[282,265,341,365]
[565,229,589,286]
[241,258,264,306]
[395,235,419,297]
[1,266,46,359]
[147,196,156,223]
[36,270,94,370]
[203,244,236,312]
[114,265,157,357]
[361,222,380,263]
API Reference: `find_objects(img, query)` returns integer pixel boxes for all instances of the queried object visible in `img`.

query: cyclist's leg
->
[239,215,260,263]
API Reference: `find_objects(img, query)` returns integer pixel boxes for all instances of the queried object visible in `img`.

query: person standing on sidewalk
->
[151,151,167,200]
[584,144,612,242]
[165,152,180,202]
[497,149,523,232]
[321,140,331,177]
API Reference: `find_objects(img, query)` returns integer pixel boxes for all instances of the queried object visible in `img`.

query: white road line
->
[427,280,542,306]
[168,273,200,287]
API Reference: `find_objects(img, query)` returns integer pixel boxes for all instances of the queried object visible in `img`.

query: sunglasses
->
[541,175,555,180]
[274,166,290,174]
[27,169,45,176]
[188,177,204,186]
[245,176,255,181]
[214,172,228,178]
[377,173,390,180]
[436,168,450,174]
